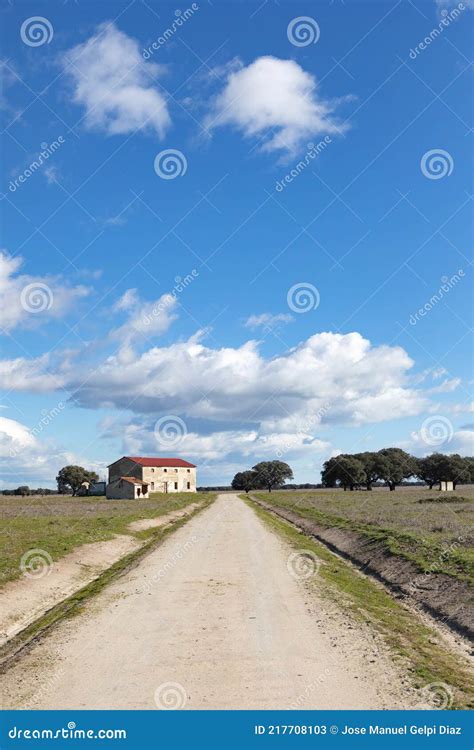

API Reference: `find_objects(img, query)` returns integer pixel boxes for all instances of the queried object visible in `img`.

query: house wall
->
[141,466,196,493]
[106,479,136,499]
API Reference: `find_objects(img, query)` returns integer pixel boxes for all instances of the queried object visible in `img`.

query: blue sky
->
[0,0,472,488]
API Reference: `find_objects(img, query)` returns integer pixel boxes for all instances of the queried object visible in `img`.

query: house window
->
[175,468,178,472]
[174,482,178,490]
[150,482,154,490]
[164,468,167,473]
[187,482,190,490]
[187,469,190,473]
[151,468,154,473]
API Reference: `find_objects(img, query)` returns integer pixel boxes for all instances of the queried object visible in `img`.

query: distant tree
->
[14,485,30,496]
[354,452,390,491]
[231,470,258,493]
[321,455,365,491]
[252,461,293,492]
[415,455,440,489]
[56,466,99,496]
[378,448,417,491]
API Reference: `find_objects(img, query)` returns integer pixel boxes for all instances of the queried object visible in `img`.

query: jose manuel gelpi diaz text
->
[341,725,461,736]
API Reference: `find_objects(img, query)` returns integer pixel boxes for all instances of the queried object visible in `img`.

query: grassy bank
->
[245,497,474,709]
[249,487,474,584]
[0,492,215,587]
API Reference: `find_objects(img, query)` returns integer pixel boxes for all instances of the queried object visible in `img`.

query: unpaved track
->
[1,495,414,709]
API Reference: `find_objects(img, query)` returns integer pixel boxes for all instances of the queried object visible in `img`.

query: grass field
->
[0,492,215,587]
[249,486,474,583]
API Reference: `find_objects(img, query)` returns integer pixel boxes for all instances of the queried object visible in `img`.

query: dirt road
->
[1,495,414,709]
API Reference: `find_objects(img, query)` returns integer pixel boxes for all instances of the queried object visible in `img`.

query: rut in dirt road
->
[1,495,413,709]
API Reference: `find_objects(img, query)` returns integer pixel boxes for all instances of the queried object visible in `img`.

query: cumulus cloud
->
[63,23,171,136]
[0,415,104,487]
[204,56,348,155]
[110,290,178,349]
[54,331,427,431]
[0,251,90,333]
[244,312,294,330]
[0,355,65,392]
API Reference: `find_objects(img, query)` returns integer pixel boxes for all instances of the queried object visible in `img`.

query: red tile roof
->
[108,456,196,468]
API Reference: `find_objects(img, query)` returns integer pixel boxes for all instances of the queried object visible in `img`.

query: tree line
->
[322,449,473,491]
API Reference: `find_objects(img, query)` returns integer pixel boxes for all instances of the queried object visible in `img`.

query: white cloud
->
[244,312,294,330]
[406,426,474,456]
[58,331,428,431]
[204,56,348,155]
[0,251,90,333]
[110,290,178,349]
[0,355,65,392]
[0,415,105,488]
[63,23,171,137]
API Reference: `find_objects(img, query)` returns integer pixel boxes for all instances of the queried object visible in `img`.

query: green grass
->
[245,496,474,709]
[0,492,216,587]
[249,487,474,583]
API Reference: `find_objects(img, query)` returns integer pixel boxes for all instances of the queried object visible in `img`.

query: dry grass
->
[250,485,474,582]
[0,492,215,587]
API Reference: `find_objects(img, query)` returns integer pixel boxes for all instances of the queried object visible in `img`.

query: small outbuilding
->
[106,476,149,500]
[439,480,454,492]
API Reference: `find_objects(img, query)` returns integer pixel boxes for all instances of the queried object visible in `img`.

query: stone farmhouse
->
[106,456,197,499]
